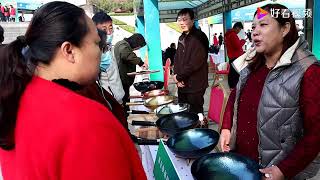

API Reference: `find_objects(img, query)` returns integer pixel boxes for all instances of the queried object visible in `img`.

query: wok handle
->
[128,110,154,114]
[126,102,144,106]
[131,120,156,126]
[142,77,150,82]
[129,95,144,99]
[131,135,167,145]
[136,138,160,145]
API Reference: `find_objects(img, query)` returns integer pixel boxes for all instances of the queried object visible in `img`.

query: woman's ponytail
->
[0,36,33,150]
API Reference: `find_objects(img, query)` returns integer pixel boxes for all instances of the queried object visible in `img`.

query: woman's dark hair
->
[124,33,146,49]
[0,25,4,44]
[0,1,89,150]
[249,3,299,71]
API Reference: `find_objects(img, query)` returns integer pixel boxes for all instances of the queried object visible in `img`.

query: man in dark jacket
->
[114,33,147,105]
[173,8,209,113]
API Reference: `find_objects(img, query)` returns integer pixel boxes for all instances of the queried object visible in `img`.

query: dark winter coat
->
[174,26,209,93]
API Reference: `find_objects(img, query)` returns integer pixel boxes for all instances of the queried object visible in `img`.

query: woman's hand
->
[220,129,231,152]
[260,165,284,180]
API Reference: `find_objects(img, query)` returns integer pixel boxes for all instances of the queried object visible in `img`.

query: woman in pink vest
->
[0,3,5,22]
[10,5,16,22]
[4,6,9,22]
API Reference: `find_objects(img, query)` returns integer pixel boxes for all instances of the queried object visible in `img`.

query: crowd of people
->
[0,3,16,22]
[0,1,319,180]
[209,32,223,54]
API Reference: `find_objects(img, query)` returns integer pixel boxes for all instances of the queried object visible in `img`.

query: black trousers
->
[122,83,131,118]
[178,89,206,114]
[228,58,240,89]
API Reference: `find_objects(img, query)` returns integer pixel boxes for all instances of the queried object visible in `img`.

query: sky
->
[0,0,87,7]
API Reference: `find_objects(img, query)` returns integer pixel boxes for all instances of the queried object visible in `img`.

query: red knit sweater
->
[222,64,320,178]
[0,76,146,180]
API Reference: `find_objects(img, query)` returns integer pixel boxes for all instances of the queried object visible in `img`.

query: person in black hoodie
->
[163,43,176,66]
[218,32,223,46]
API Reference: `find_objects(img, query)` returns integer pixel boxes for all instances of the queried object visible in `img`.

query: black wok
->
[166,128,219,159]
[131,112,200,136]
[191,153,262,180]
[133,81,164,93]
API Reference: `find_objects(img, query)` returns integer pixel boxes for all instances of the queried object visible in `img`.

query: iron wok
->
[191,152,262,180]
[131,112,200,136]
[133,81,164,93]
[166,128,220,159]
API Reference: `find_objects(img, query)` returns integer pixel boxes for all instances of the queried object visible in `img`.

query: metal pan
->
[191,153,262,180]
[155,103,190,117]
[166,128,219,159]
[131,112,200,136]
[129,103,190,118]
[133,81,164,93]
[129,89,169,99]
[126,95,176,110]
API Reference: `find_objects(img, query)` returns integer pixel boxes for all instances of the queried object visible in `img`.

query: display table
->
[128,101,214,180]
[128,101,193,180]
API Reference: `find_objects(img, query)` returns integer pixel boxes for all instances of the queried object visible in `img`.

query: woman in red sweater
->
[220,4,320,180]
[0,2,146,180]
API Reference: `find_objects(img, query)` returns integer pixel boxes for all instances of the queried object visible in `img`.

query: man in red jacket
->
[224,22,246,88]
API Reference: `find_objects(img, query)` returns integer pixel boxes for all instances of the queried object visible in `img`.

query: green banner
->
[153,140,179,180]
